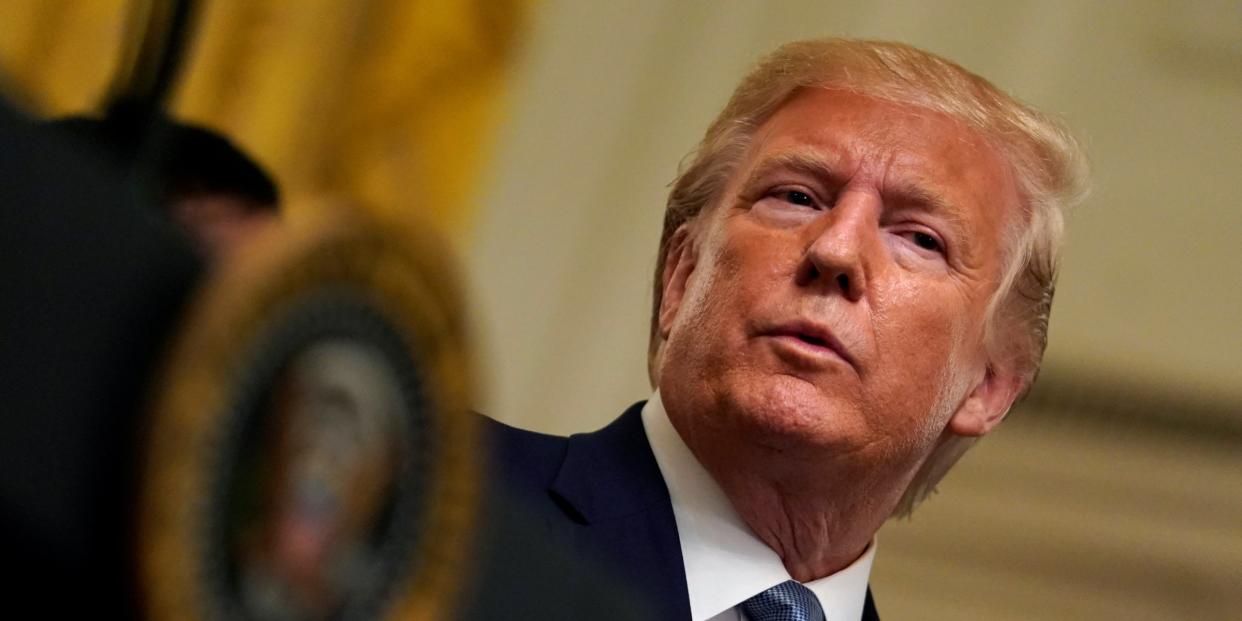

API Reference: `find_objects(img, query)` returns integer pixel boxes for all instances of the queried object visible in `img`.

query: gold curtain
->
[0,0,526,233]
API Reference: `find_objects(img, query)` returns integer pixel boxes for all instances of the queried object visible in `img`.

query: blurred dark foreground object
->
[0,98,649,620]
[48,110,281,259]
[0,97,203,616]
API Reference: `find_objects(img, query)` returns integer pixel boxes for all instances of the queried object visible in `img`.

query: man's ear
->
[658,225,697,339]
[947,360,1023,438]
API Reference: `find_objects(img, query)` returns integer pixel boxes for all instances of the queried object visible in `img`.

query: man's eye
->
[780,190,815,207]
[910,232,942,252]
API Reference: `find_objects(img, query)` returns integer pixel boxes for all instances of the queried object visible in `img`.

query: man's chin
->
[720,377,863,452]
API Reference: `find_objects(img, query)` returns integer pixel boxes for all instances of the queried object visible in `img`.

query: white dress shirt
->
[641,391,876,621]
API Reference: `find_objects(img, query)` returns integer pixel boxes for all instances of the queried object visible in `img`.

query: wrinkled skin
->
[657,88,1023,580]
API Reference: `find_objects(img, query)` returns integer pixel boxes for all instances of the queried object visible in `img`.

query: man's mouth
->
[790,332,830,348]
[762,321,857,370]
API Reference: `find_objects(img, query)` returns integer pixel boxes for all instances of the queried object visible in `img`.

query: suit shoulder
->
[476,413,569,490]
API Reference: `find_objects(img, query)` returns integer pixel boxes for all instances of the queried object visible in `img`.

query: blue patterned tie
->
[739,580,825,621]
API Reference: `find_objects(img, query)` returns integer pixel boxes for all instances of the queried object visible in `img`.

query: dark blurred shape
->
[105,0,200,116]
[154,122,279,209]
[48,109,280,258]
[51,110,279,209]
[0,96,202,617]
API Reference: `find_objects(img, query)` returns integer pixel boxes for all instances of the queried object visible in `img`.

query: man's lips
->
[760,320,858,370]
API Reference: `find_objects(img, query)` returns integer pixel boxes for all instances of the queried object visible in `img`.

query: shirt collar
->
[641,391,876,621]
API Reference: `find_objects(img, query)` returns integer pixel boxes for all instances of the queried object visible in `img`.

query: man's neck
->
[705,464,884,581]
[661,399,904,581]
[641,393,877,621]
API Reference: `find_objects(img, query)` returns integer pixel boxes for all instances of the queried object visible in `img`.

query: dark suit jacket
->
[480,402,880,620]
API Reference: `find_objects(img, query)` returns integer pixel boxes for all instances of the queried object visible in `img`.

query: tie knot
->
[739,580,825,621]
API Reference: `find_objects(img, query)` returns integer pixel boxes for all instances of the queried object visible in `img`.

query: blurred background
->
[3,0,1239,619]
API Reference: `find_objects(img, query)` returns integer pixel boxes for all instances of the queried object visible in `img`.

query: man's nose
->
[795,192,876,302]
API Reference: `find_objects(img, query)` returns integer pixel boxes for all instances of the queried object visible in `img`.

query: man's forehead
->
[753,89,998,174]
[744,91,1015,210]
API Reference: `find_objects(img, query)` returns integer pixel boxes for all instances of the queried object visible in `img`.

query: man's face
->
[658,89,1021,481]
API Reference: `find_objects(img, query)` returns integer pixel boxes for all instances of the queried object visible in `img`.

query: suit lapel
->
[549,402,691,620]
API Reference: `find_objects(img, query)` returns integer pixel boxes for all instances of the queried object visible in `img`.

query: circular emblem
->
[141,206,478,621]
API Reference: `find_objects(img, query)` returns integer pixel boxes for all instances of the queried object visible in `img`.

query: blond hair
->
[648,39,1090,515]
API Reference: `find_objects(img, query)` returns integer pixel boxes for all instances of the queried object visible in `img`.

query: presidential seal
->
[140,205,478,621]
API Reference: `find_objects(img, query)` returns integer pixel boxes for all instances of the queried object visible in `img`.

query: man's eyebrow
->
[742,151,967,217]
[739,150,842,191]
[891,181,958,214]
[888,180,980,263]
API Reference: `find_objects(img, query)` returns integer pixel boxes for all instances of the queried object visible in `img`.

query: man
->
[149,121,281,260]
[487,38,1088,620]
[50,113,280,260]
[0,95,205,619]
